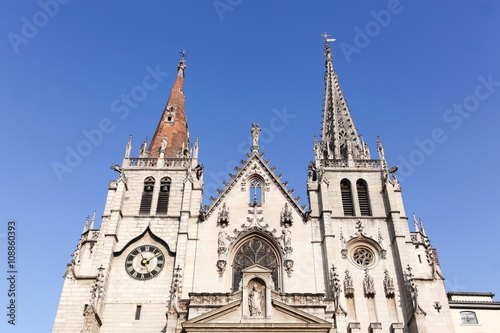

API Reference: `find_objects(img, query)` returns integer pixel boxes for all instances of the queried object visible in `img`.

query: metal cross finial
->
[179,50,189,60]
[322,32,336,43]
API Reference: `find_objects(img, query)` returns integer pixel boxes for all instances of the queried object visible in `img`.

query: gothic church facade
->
[52,39,458,333]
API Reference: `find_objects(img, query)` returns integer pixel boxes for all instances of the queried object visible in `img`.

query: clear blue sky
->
[1,1,499,331]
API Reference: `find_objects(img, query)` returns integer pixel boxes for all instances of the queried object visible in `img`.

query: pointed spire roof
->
[148,51,190,158]
[319,34,368,161]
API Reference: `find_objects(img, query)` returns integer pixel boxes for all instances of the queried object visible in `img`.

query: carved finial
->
[406,264,419,311]
[250,123,261,152]
[355,219,364,236]
[83,215,90,233]
[413,213,420,232]
[140,138,148,158]
[377,136,385,160]
[419,218,427,237]
[193,136,199,159]
[86,265,105,314]
[125,135,132,158]
[89,211,96,229]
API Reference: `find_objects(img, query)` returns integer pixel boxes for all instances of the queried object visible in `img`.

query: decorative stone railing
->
[320,159,380,169]
[124,158,191,168]
[82,230,100,241]
[188,292,242,306]
[188,291,329,307]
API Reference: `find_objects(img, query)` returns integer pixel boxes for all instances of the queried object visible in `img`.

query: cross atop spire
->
[321,32,336,43]
[179,50,188,60]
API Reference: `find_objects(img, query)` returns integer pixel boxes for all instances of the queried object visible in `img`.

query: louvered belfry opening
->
[357,179,371,216]
[340,180,355,216]
[139,177,155,215]
[156,177,171,214]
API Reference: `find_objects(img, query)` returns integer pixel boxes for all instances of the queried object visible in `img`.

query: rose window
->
[352,247,374,267]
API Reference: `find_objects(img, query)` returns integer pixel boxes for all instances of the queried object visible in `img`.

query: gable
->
[183,298,332,332]
[204,152,306,221]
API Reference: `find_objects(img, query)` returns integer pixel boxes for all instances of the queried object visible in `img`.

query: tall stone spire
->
[148,51,190,158]
[318,34,368,161]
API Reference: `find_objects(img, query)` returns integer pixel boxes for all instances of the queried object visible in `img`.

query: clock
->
[125,245,165,280]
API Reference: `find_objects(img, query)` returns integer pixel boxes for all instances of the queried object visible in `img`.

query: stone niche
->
[241,264,273,319]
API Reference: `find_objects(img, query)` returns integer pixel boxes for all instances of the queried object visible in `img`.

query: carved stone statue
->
[248,283,263,317]
[281,203,293,225]
[344,270,354,298]
[384,269,395,298]
[251,123,261,148]
[282,223,292,248]
[218,224,228,248]
[308,161,317,181]
[194,164,204,180]
[364,269,376,297]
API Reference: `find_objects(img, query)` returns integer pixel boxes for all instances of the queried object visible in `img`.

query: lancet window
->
[156,177,171,214]
[139,177,155,215]
[249,179,263,205]
[356,179,371,216]
[340,179,354,216]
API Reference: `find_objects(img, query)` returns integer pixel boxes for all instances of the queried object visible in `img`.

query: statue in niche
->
[282,223,292,248]
[218,224,228,248]
[364,269,376,297]
[248,283,263,317]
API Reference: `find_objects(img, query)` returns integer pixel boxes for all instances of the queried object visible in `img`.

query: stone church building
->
[53,39,471,332]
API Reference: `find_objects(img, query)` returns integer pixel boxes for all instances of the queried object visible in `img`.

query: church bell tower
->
[52,51,204,333]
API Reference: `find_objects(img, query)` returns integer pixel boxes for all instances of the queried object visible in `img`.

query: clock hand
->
[144,262,152,272]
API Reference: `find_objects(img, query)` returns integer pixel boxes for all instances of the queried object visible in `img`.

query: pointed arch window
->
[232,237,279,291]
[340,179,355,216]
[139,177,155,215]
[356,179,371,216]
[156,177,172,214]
[250,179,262,205]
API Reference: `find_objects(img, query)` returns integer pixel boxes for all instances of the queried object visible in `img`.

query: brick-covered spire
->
[318,34,369,161]
[148,51,189,158]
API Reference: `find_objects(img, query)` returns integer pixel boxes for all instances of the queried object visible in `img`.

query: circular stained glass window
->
[352,247,374,267]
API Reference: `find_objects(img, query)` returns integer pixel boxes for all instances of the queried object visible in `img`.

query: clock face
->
[125,245,165,280]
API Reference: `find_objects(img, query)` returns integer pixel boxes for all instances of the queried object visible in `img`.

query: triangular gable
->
[205,151,306,220]
[183,298,331,332]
